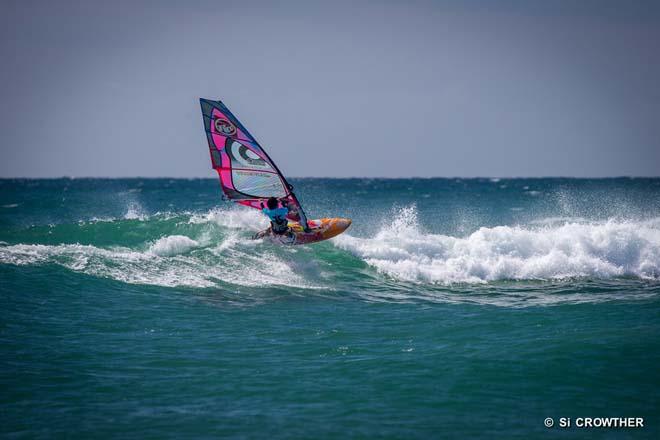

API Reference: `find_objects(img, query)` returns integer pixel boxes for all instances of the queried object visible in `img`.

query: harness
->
[270,216,289,234]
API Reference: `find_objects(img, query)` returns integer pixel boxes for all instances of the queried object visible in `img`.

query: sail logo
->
[228,141,272,170]
[215,118,237,137]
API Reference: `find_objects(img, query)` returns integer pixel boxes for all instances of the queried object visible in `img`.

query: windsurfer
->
[261,197,290,235]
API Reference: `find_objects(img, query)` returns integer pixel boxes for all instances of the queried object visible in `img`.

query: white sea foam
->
[86,216,117,223]
[530,216,589,226]
[0,233,318,290]
[148,235,199,256]
[74,206,264,228]
[334,207,660,284]
[124,201,147,220]
[188,207,267,230]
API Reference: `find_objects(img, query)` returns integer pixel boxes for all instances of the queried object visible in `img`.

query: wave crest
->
[148,235,199,256]
[188,208,267,230]
[0,234,318,290]
[334,208,660,284]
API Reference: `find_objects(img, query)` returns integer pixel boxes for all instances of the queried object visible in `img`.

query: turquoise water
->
[1,178,659,438]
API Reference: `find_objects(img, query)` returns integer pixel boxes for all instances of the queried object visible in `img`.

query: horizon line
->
[1,175,659,180]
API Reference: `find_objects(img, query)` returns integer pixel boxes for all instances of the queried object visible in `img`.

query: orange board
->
[254,218,352,245]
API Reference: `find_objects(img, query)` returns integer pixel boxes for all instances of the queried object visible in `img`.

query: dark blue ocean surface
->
[1,178,659,438]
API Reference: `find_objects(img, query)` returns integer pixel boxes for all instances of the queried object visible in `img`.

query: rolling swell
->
[0,209,321,290]
[1,202,659,306]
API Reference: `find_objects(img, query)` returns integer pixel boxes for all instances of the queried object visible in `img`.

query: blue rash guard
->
[262,206,289,234]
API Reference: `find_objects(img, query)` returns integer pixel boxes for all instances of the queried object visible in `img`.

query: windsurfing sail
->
[199,98,309,229]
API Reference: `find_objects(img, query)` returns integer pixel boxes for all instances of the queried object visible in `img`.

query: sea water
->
[1,178,659,438]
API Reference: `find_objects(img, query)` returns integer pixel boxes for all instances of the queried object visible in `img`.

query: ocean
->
[1,177,659,438]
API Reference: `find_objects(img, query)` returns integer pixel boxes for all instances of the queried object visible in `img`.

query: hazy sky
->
[1,0,659,178]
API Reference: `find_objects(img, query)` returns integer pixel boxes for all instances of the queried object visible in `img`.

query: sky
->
[1,0,659,178]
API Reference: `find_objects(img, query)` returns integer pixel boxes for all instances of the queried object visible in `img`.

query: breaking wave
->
[335,206,660,284]
[148,235,200,256]
[187,207,267,230]
[1,205,659,307]
[0,208,317,290]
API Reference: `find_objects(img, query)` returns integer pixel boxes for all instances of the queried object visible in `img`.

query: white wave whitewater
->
[2,205,659,300]
[0,231,317,291]
[148,235,200,257]
[334,207,660,284]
